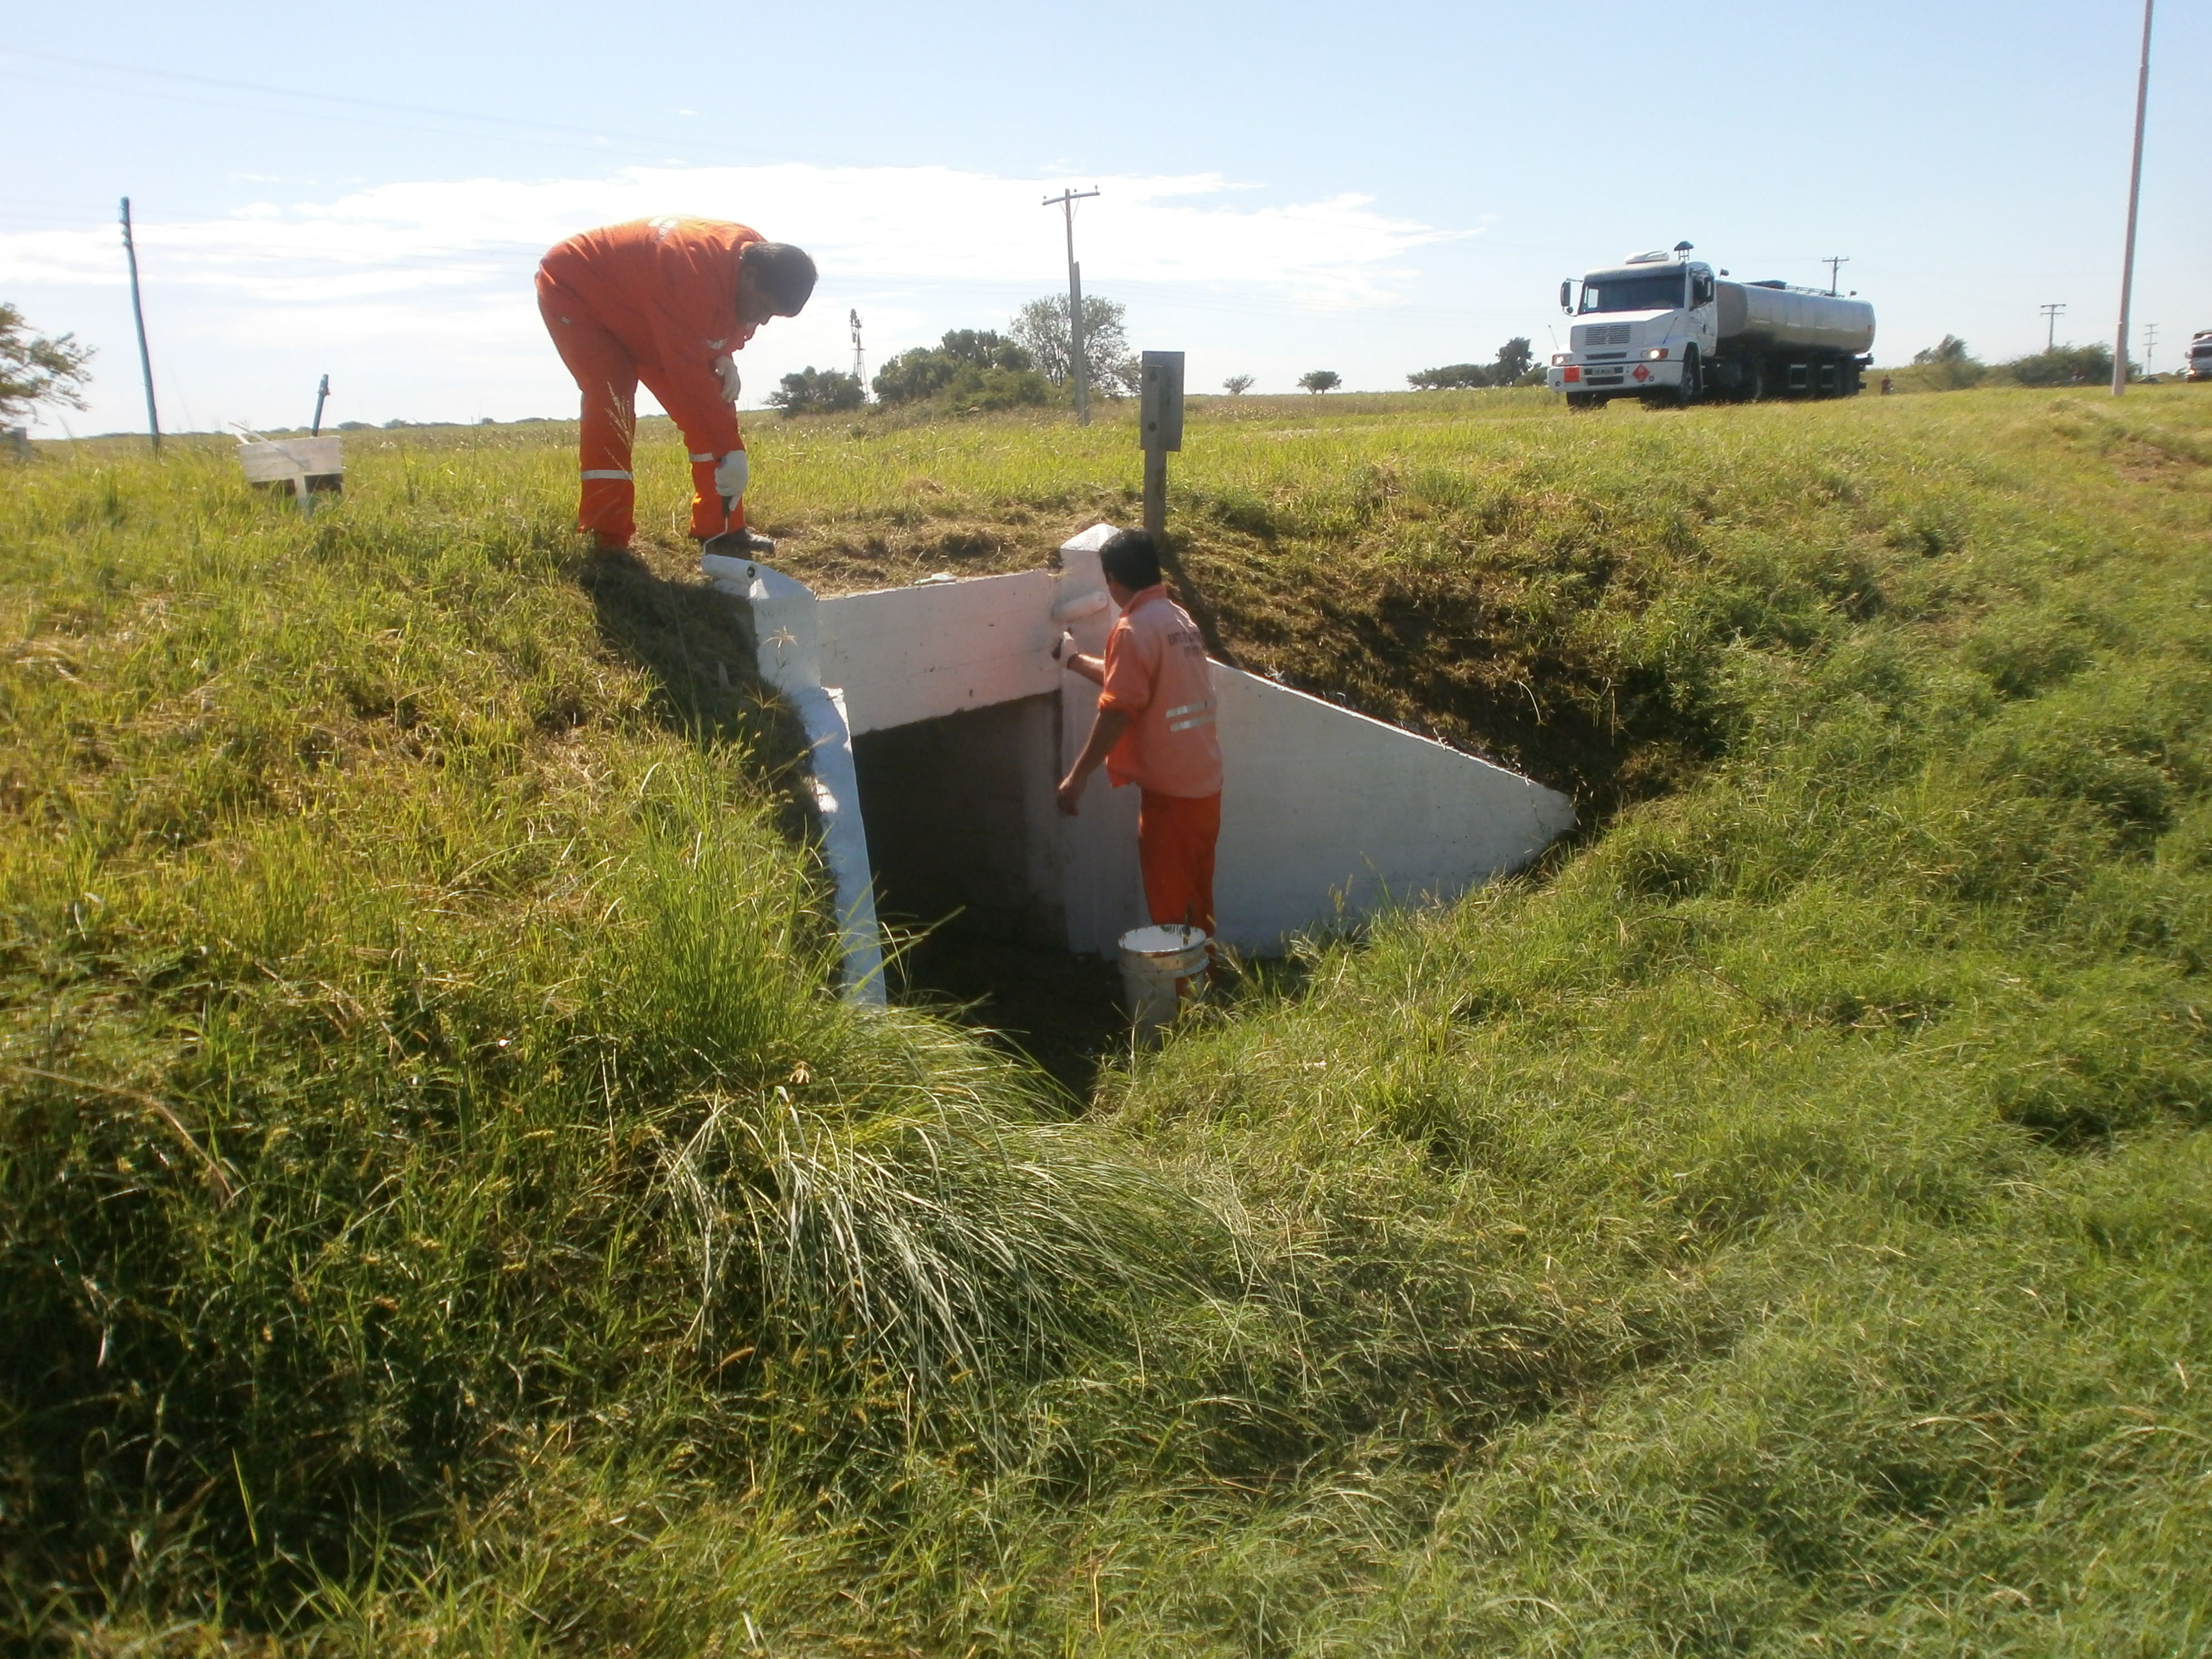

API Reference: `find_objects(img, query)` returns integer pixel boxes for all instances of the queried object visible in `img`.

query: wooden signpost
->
[1138,350,1185,540]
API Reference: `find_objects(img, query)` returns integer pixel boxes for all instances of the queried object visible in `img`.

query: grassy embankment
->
[3,384,2211,1653]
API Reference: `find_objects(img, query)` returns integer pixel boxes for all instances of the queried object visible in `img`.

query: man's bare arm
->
[1056,707,1131,815]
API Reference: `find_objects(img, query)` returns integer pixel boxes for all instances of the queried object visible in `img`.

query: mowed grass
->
[2,383,2211,1655]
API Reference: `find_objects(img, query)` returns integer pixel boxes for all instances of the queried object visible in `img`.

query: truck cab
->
[1548,250,1716,408]
[2189,331,2212,384]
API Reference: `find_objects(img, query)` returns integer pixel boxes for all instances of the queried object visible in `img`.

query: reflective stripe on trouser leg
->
[537,274,639,545]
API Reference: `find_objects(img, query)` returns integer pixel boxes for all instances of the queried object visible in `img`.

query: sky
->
[4,1,2206,434]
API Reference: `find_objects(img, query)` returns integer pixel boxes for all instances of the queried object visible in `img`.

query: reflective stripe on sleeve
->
[580,469,632,481]
[688,453,716,463]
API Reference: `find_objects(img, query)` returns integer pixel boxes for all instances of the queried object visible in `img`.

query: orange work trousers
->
[1138,789,1220,936]
[535,276,744,547]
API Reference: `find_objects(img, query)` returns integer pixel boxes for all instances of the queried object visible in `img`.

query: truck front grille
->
[1582,323,1632,348]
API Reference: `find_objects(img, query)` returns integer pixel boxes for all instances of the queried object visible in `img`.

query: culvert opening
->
[852,696,1128,1096]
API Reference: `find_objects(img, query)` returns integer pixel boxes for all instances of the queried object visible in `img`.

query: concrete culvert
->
[705,524,1575,1069]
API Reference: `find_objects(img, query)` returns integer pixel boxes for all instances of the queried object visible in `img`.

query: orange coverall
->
[1098,585,1224,936]
[536,217,761,546]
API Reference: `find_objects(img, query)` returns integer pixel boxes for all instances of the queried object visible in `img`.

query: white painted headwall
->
[705,526,1575,994]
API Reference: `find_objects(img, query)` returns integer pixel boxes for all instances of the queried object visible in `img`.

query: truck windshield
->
[1579,273,1685,313]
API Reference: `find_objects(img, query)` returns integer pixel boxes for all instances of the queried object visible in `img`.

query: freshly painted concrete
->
[1211,667,1575,949]
[707,526,1575,995]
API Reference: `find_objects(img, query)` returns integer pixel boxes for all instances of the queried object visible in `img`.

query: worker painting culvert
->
[1056,530,1224,947]
[536,216,817,555]
[704,525,1577,1005]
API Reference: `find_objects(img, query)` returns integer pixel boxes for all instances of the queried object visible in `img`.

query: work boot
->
[702,528,777,559]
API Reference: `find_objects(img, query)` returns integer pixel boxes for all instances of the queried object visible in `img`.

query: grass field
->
[4,383,2211,1654]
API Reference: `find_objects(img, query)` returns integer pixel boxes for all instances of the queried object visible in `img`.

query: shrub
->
[872,331,1036,406]
[768,366,866,416]
[1409,363,1492,391]
[1298,370,1342,394]
[1997,343,2132,387]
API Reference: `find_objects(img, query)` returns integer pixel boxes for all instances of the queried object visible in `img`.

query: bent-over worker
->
[536,216,816,555]
[1057,529,1223,938]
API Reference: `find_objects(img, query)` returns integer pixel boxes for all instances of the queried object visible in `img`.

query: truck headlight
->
[1645,347,1669,361]
[1551,353,1570,366]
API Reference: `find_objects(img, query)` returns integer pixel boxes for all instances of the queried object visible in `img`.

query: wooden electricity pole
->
[2113,0,2154,397]
[1042,187,1100,425]
[119,197,162,456]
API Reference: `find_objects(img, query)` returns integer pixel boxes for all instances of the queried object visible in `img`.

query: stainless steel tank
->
[1717,282,1876,357]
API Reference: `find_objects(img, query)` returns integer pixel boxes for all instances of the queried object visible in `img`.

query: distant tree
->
[0,302,94,423]
[1297,370,1342,395]
[1408,363,1491,390]
[1904,334,1987,391]
[768,366,866,416]
[1913,335,1973,364]
[871,329,1050,413]
[872,330,1035,406]
[1492,337,1536,384]
[1222,374,1255,396]
[1998,343,2131,387]
[1009,294,1141,396]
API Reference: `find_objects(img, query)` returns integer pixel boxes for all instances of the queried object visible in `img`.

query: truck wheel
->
[1676,347,1702,407]
[1566,392,1599,412]
[1744,358,1767,402]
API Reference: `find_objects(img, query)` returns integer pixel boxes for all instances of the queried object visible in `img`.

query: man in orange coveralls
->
[536,217,817,554]
[1056,528,1224,937]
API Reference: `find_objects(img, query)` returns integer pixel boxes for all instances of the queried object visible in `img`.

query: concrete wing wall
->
[818,571,1060,736]
[1211,667,1576,950]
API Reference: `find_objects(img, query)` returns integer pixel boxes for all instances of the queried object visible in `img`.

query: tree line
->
[771,295,1141,416]
[1899,335,2140,390]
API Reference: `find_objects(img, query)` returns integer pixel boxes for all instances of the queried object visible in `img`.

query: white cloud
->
[0,163,1467,429]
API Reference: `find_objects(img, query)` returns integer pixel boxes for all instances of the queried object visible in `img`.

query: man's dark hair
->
[743,242,817,316]
[1098,528,1162,591]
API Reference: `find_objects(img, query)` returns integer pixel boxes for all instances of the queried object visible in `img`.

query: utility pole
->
[849,310,867,397]
[311,374,331,435]
[2113,0,2154,396]
[1042,187,1100,425]
[119,197,161,457]
[2040,303,2067,351]
[1822,255,1850,297]
[2142,322,2159,373]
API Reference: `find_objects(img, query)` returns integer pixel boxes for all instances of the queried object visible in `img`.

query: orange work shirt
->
[1098,586,1223,798]
[537,216,761,454]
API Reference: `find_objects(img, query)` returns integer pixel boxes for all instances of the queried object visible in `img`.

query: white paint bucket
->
[1118,924,1211,1035]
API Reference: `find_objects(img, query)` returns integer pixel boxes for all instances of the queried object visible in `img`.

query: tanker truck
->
[1546,246,1876,409]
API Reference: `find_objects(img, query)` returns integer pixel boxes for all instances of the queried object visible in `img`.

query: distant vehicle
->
[2189,330,2212,383]
[1548,245,1876,409]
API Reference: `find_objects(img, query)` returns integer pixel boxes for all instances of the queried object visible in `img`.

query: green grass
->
[4,383,2212,1654]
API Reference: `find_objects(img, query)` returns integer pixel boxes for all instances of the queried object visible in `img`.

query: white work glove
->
[712,353,742,404]
[712,449,749,505]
